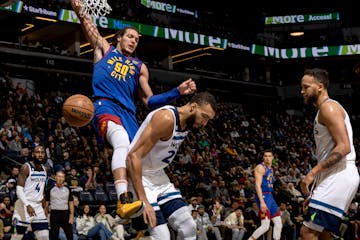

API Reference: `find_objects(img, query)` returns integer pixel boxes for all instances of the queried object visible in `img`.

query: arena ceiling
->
[1,0,360,86]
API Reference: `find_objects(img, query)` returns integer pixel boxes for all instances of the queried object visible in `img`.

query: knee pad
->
[150,223,171,239]
[34,229,49,240]
[251,218,270,239]
[272,216,283,240]
[168,206,196,239]
[106,121,130,170]
[106,121,130,149]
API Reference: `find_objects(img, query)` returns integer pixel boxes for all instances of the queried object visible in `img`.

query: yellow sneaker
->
[134,230,145,240]
[116,192,145,219]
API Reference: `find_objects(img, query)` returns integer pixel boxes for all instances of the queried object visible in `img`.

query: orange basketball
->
[62,94,94,127]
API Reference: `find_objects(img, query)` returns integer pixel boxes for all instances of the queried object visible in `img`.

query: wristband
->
[147,87,180,109]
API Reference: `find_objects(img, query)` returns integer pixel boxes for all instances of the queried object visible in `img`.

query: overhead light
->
[21,23,34,32]
[290,31,304,37]
[171,46,223,59]
[80,34,115,48]
[172,53,212,64]
[80,49,93,55]
[35,16,57,22]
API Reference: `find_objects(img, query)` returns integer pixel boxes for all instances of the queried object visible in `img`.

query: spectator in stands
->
[94,204,125,240]
[243,201,260,237]
[0,218,4,240]
[210,198,226,228]
[188,196,200,213]
[279,201,295,240]
[6,166,18,186]
[20,136,31,150]
[0,195,14,240]
[7,135,22,155]
[17,147,30,164]
[343,202,360,240]
[287,182,304,204]
[197,204,222,240]
[218,179,231,207]
[223,207,246,240]
[0,180,16,204]
[79,166,98,192]
[195,182,212,206]
[0,133,8,155]
[191,209,204,240]
[71,0,196,220]
[64,160,72,176]
[76,204,112,240]
[93,166,107,187]
[66,167,83,193]
[208,180,221,202]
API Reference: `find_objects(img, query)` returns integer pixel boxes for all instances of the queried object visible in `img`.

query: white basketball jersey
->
[314,99,356,162]
[24,162,47,203]
[130,105,188,173]
[310,99,359,218]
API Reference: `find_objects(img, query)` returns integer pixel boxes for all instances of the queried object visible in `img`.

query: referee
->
[46,170,74,240]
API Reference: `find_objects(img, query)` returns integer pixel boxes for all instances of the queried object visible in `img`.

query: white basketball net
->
[81,0,112,17]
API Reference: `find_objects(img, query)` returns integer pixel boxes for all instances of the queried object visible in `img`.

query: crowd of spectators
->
[0,70,359,240]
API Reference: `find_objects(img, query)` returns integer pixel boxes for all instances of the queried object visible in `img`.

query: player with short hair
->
[127,92,216,239]
[300,68,359,239]
[248,150,282,240]
[11,145,49,240]
[71,0,197,219]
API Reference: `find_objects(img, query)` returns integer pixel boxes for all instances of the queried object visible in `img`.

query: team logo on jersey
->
[314,125,319,135]
[314,120,319,135]
[171,140,182,149]
[107,56,136,82]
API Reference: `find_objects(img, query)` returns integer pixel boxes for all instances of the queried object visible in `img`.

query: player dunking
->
[11,145,49,240]
[71,0,196,219]
[248,150,282,240]
[127,92,216,238]
[300,68,360,239]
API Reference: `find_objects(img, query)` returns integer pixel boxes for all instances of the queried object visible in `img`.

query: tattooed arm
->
[313,101,350,173]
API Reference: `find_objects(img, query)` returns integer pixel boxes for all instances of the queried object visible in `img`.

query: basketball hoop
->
[81,0,112,17]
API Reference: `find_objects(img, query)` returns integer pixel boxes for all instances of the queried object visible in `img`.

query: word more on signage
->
[265,12,339,25]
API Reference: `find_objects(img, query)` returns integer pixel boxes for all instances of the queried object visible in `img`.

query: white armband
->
[16,186,30,206]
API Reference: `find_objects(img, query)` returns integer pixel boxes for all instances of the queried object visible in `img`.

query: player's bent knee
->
[300,224,317,238]
[34,229,49,240]
[168,206,196,239]
[178,217,196,239]
[272,216,282,240]
[151,223,171,239]
[106,121,130,149]
[253,219,271,238]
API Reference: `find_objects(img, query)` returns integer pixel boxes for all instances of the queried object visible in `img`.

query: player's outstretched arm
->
[71,0,110,56]
[138,66,197,109]
[177,78,197,95]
